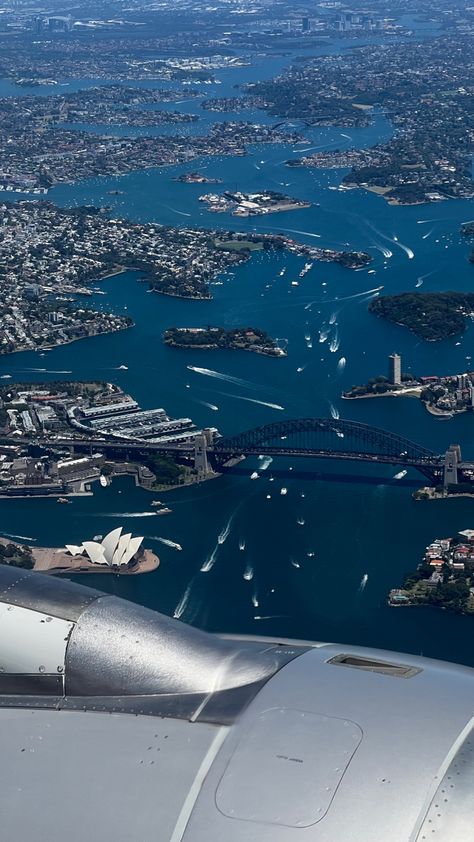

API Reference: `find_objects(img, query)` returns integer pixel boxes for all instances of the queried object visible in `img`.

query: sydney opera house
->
[65,527,143,569]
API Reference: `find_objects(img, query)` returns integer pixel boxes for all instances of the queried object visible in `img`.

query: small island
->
[369,292,474,340]
[198,189,311,217]
[389,530,474,615]
[163,326,286,357]
[174,171,223,184]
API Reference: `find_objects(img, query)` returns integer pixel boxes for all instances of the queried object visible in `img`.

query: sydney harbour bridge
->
[35,417,471,487]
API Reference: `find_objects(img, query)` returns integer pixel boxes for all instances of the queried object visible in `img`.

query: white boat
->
[393,469,408,480]
[266,494,271,499]
[296,367,304,373]
[291,281,299,286]
[280,487,288,496]
[307,551,315,558]
[239,539,245,551]
[250,471,259,480]
[151,500,163,507]
[297,518,305,526]
[243,565,254,581]
[117,364,128,370]
[99,475,107,488]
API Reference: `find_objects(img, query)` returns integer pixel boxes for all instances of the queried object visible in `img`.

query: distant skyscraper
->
[389,352,401,385]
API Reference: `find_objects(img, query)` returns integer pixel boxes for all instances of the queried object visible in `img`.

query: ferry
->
[99,475,107,488]
[393,469,408,480]
[57,497,71,504]
[280,487,288,496]
[155,507,172,515]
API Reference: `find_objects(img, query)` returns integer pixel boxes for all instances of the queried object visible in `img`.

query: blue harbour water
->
[2,33,474,664]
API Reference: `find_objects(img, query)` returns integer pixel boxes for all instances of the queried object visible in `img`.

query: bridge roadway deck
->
[212,447,443,469]
[1,435,450,472]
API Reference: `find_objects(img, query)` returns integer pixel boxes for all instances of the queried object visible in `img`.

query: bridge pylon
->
[444,444,462,487]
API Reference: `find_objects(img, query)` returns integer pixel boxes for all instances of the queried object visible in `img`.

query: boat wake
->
[187,365,264,392]
[154,536,183,550]
[196,399,219,411]
[337,356,346,372]
[358,573,368,592]
[254,614,289,621]
[218,516,233,545]
[0,531,36,542]
[239,538,245,551]
[103,511,158,517]
[329,402,340,420]
[329,330,340,353]
[200,547,218,572]
[291,559,301,568]
[416,270,435,288]
[305,286,383,308]
[422,229,433,240]
[252,590,259,608]
[217,391,284,411]
[258,455,273,470]
[243,564,254,581]
[319,326,330,343]
[173,583,193,619]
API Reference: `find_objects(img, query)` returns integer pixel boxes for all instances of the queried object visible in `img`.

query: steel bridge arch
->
[213,417,438,462]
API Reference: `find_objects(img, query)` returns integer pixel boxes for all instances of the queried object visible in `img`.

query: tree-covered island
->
[369,292,474,340]
[163,326,286,357]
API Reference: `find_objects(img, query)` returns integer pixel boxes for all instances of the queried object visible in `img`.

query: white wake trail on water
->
[304,286,383,309]
[173,582,193,619]
[187,365,265,392]
[216,391,285,411]
[329,402,340,420]
[195,399,219,411]
[0,531,36,542]
[100,511,158,517]
[337,357,346,372]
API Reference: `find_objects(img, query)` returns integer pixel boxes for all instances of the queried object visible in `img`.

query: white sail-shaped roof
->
[101,527,123,564]
[112,533,132,566]
[65,544,85,556]
[82,541,107,565]
[119,536,143,566]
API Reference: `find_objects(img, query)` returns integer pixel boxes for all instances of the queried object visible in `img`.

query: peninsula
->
[343,353,474,417]
[199,190,311,217]
[389,531,474,615]
[0,535,159,576]
[368,292,474,341]
[163,326,286,356]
